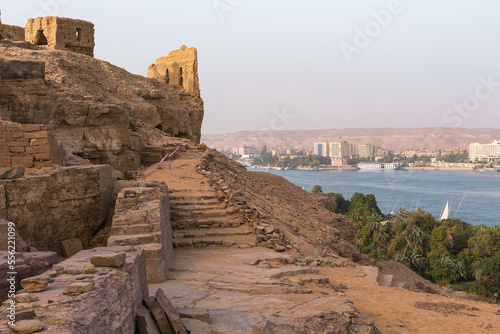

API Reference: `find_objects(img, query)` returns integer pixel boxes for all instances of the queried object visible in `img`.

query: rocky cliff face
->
[0,40,203,172]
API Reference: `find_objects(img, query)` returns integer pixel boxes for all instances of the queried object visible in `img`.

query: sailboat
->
[440,201,450,220]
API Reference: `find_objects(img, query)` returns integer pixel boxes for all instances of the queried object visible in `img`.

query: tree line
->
[312,185,500,298]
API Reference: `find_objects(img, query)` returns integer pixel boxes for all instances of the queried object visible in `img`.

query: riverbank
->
[401,167,474,172]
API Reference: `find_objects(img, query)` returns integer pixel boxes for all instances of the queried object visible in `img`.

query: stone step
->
[392,281,408,289]
[169,199,220,207]
[110,224,161,236]
[172,234,255,249]
[172,217,244,229]
[170,203,226,212]
[169,188,214,194]
[377,274,394,287]
[107,232,161,247]
[170,208,233,219]
[173,227,254,239]
[169,194,218,201]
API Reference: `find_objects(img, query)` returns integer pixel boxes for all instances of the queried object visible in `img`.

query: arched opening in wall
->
[165,69,170,85]
[155,124,163,131]
[34,30,48,45]
[179,67,183,87]
[76,28,81,42]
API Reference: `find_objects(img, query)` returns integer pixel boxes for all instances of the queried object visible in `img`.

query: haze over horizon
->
[2,1,500,134]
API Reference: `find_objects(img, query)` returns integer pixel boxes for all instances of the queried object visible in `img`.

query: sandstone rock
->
[0,167,25,179]
[66,282,93,293]
[264,321,300,334]
[82,264,95,274]
[20,276,49,293]
[15,293,39,303]
[150,301,174,334]
[8,319,44,333]
[177,308,209,322]
[136,304,161,334]
[155,288,187,334]
[181,318,211,334]
[90,252,126,267]
[273,244,286,252]
[60,238,83,258]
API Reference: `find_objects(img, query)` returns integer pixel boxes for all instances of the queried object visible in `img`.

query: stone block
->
[33,152,50,161]
[66,282,93,293]
[23,130,47,139]
[8,146,25,154]
[82,264,95,274]
[25,145,49,154]
[155,289,187,334]
[136,305,161,334]
[18,124,42,132]
[15,310,37,321]
[150,302,174,334]
[33,161,52,168]
[61,238,83,258]
[14,293,39,303]
[90,252,126,267]
[30,138,49,146]
[177,308,209,322]
[20,275,49,292]
[11,156,33,168]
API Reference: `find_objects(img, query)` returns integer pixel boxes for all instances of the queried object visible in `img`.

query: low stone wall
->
[0,165,113,253]
[108,180,172,283]
[0,246,148,333]
[0,24,24,41]
[0,120,64,168]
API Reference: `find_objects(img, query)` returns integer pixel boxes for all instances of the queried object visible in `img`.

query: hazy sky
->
[2,1,500,134]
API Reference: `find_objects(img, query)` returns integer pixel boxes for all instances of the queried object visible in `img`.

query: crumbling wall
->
[25,16,95,57]
[0,120,64,168]
[0,246,148,333]
[0,23,25,41]
[148,45,200,98]
[0,165,113,253]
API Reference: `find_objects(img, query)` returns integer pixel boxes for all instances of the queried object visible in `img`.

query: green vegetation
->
[313,185,500,298]
[253,153,330,168]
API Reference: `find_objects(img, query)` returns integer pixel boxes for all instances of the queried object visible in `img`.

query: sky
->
[2,1,500,134]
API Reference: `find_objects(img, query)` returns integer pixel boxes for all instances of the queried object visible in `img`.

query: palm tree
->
[404,226,425,256]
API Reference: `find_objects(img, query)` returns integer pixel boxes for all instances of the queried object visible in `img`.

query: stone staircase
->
[169,188,255,248]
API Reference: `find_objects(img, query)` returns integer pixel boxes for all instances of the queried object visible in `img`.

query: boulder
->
[8,319,44,333]
[66,282,93,293]
[60,238,83,258]
[82,264,95,274]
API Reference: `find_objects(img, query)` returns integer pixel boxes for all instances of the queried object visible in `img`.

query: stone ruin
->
[148,45,201,98]
[25,17,95,57]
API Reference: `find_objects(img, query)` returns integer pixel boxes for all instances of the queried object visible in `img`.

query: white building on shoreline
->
[469,141,500,162]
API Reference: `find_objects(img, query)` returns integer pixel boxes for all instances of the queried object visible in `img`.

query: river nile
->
[254,169,500,227]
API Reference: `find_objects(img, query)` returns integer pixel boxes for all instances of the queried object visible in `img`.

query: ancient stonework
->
[0,120,64,168]
[108,181,172,283]
[25,17,95,57]
[148,46,201,98]
[0,246,149,333]
[0,165,113,253]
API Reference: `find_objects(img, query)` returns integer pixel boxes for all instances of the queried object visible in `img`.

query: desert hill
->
[202,127,500,152]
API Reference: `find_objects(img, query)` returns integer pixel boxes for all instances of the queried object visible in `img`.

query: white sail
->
[440,201,450,220]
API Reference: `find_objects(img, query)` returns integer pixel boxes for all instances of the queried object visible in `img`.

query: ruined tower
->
[147,45,200,98]
[25,17,95,57]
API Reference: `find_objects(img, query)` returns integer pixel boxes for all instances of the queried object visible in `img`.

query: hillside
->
[201,128,500,152]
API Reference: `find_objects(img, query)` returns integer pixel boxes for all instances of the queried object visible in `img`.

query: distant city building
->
[257,145,267,154]
[329,141,356,158]
[232,146,258,157]
[469,141,500,162]
[331,156,348,166]
[359,144,375,158]
[313,142,328,156]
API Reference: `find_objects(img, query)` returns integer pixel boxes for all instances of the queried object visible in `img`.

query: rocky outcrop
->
[0,246,149,333]
[0,165,113,252]
[0,23,24,41]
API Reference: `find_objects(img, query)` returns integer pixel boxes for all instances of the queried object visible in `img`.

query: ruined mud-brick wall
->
[0,120,64,168]
[25,16,94,57]
[0,23,24,41]
[0,247,148,333]
[148,45,200,98]
[0,165,113,253]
